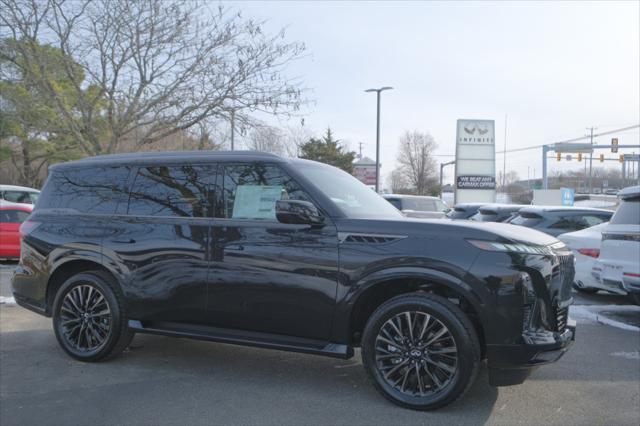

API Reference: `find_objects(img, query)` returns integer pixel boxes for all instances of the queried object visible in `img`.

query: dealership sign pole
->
[454,119,496,204]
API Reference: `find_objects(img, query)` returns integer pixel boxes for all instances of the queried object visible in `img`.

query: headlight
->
[467,239,556,256]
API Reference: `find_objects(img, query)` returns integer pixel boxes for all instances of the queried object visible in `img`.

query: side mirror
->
[276,199,324,226]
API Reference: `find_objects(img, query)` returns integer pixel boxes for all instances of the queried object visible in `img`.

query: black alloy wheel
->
[362,293,481,410]
[53,271,134,361]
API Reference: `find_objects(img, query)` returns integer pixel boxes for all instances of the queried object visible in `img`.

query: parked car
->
[0,201,33,259]
[383,194,449,219]
[470,204,527,223]
[0,184,40,204]
[506,206,613,237]
[13,151,576,410]
[446,203,485,220]
[593,186,640,304]
[557,222,621,294]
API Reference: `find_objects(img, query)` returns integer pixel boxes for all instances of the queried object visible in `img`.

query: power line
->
[496,124,639,154]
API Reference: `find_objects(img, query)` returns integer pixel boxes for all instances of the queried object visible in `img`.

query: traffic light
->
[578,152,582,162]
[600,154,604,163]
[612,138,618,153]
[619,154,624,163]
[557,152,562,161]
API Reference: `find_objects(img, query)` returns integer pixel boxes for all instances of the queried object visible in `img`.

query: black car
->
[507,206,613,237]
[446,203,485,219]
[13,151,575,410]
[470,204,528,223]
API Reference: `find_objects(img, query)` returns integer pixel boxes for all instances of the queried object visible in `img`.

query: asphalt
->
[1,262,639,426]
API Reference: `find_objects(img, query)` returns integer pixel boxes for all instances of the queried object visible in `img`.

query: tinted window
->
[2,191,36,204]
[38,167,131,214]
[128,165,215,217]
[611,199,640,225]
[0,209,30,223]
[549,216,588,231]
[221,164,311,220]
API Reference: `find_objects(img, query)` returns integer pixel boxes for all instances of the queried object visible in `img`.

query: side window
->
[550,216,586,231]
[37,166,131,214]
[386,199,402,210]
[221,163,312,220]
[582,215,606,227]
[128,165,215,217]
[0,209,30,223]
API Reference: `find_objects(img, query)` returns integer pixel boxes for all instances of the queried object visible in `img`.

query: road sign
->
[554,142,593,153]
[561,188,575,206]
[611,138,618,153]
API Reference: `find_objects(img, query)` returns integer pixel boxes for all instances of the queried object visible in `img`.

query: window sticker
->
[232,185,283,219]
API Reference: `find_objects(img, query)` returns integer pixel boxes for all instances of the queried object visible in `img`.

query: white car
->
[593,186,640,304]
[558,222,623,294]
[382,194,450,219]
[0,184,40,204]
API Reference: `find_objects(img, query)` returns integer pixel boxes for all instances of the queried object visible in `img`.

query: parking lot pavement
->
[1,265,639,425]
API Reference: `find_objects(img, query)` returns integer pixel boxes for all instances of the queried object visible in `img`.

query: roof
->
[354,156,376,166]
[0,184,40,192]
[51,150,287,170]
[518,205,613,214]
[453,203,486,209]
[383,194,441,200]
[478,204,527,212]
[618,185,640,200]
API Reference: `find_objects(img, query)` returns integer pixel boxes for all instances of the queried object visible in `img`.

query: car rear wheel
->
[361,293,481,410]
[52,271,134,362]
[572,281,599,294]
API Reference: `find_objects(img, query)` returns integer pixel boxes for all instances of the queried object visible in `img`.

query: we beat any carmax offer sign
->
[454,119,497,203]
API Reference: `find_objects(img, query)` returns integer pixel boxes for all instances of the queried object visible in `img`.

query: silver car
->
[383,194,450,219]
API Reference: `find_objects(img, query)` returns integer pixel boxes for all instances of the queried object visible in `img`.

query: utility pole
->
[230,109,236,150]
[358,142,364,159]
[365,86,393,193]
[502,114,508,188]
[587,126,595,193]
[440,160,455,197]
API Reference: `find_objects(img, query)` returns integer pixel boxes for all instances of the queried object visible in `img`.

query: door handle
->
[112,239,136,244]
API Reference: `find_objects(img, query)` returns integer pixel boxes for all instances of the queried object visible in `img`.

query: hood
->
[337,217,559,247]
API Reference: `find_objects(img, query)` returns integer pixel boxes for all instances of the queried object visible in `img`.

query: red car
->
[0,201,33,259]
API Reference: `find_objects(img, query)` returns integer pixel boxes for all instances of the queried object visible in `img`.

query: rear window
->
[0,209,30,223]
[2,191,38,204]
[38,166,131,214]
[611,199,640,225]
[510,212,542,226]
[472,210,497,222]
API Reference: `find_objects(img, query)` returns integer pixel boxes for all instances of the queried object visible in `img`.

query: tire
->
[572,282,599,294]
[52,270,134,362]
[361,292,481,410]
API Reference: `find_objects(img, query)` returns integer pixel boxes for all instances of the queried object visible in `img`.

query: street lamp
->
[365,86,393,192]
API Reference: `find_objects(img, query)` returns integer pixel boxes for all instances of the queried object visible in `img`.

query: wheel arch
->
[45,259,120,315]
[345,268,487,355]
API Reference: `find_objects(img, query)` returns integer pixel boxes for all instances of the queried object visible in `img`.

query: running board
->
[128,320,354,359]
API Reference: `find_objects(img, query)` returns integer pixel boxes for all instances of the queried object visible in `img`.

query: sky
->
[225,0,640,187]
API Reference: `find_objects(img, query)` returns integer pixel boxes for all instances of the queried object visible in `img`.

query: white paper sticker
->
[232,185,283,219]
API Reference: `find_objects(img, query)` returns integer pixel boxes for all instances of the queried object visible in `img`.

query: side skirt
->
[128,320,354,359]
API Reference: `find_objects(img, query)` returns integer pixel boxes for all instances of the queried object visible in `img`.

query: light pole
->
[365,86,393,193]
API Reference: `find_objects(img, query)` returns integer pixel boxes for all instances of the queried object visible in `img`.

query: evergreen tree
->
[299,128,356,173]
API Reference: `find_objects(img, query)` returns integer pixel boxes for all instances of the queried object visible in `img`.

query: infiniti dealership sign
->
[454,119,496,204]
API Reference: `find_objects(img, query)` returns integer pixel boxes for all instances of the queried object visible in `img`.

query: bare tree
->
[396,130,438,195]
[0,0,307,155]
[387,168,410,193]
[245,125,285,155]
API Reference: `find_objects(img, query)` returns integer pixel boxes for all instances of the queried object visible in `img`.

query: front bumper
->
[486,319,576,386]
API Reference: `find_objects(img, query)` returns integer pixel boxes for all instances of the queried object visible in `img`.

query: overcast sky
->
[226,1,639,186]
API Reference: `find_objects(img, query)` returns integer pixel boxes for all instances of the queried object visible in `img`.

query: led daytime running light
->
[468,240,555,256]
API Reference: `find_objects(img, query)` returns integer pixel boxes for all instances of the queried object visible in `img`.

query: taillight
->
[19,219,41,238]
[577,248,600,258]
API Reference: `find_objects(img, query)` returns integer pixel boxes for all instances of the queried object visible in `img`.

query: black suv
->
[12,151,576,410]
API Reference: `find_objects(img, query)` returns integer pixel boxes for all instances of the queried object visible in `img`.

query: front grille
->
[556,307,568,332]
[552,254,575,301]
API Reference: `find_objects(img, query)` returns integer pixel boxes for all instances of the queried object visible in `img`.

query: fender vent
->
[338,233,406,244]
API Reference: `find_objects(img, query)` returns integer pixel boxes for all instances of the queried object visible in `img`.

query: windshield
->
[296,164,403,219]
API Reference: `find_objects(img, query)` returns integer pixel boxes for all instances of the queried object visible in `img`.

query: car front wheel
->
[361,292,481,410]
[52,271,134,362]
